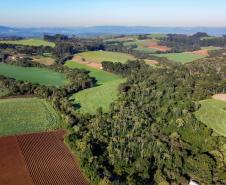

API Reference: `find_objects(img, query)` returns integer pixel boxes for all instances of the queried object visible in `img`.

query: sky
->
[0,0,226,27]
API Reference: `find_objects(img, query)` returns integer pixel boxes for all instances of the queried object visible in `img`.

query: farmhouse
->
[189,180,200,185]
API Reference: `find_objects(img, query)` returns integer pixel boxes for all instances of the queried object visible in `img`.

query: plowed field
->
[0,131,89,185]
[0,136,33,185]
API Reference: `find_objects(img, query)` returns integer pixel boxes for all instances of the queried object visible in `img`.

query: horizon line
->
[2,25,226,29]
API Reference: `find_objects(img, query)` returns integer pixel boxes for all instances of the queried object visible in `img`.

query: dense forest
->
[159,32,226,53]
[67,58,226,185]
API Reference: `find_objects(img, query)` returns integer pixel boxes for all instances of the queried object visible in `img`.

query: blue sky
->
[0,0,226,27]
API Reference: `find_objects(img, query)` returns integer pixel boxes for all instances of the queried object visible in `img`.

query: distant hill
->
[0,25,226,37]
[0,26,17,32]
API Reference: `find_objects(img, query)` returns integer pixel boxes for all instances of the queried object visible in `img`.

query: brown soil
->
[145,59,159,65]
[0,131,89,185]
[73,55,102,69]
[147,40,171,51]
[32,57,55,66]
[212,94,226,102]
[192,50,209,56]
[0,136,34,185]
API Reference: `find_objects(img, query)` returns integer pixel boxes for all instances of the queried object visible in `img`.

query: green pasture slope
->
[76,51,136,63]
[153,52,205,63]
[195,99,226,137]
[0,98,61,136]
[65,61,124,114]
[72,79,124,114]
[0,38,55,47]
[0,64,68,87]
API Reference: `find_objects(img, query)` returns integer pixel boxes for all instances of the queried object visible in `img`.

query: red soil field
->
[0,136,34,185]
[73,55,102,69]
[147,40,171,51]
[192,49,209,56]
[212,94,226,102]
[0,131,89,185]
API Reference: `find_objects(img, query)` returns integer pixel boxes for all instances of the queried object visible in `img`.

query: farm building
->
[189,180,200,185]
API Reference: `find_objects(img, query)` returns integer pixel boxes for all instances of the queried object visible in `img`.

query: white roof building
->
[189,180,200,185]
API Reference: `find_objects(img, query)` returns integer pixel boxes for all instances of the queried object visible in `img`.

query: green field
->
[71,79,124,114]
[195,99,226,137]
[153,52,205,63]
[0,38,55,47]
[124,39,157,53]
[65,61,120,84]
[200,36,216,40]
[65,61,124,114]
[76,51,136,64]
[201,46,222,50]
[148,34,167,39]
[0,64,68,86]
[0,98,61,136]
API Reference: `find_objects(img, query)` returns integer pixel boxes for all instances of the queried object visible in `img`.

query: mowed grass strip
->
[0,64,68,87]
[195,99,226,137]
[0,39,55,47]
[65,61,124,114]
[153,52,205,63]
[76,51,136,64]
[0,98,61,136]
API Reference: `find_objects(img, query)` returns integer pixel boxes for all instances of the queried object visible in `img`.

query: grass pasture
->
[200,36,216,40]
[148,34,167,39]
[65,61,124,114]
[0,98,61,136]
[201,46,222,51]
[0,63,68,87]
[71,79,124,114]
[153,52,205,63]
[65,61,120,84]
[0,39,55,47]
[124,39,170,53]
[195,99,226,137]
[76,51,136,64]
[124,39,157,53]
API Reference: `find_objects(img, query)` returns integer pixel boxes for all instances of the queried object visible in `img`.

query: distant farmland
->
[65,61,124,114]
[124,39,170,53]
[0,64,68,86]
[153,52,205,63]
[0,38,55,47]
[0,98,61,136]
[75,51,136,64]
[195,99,226,137]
